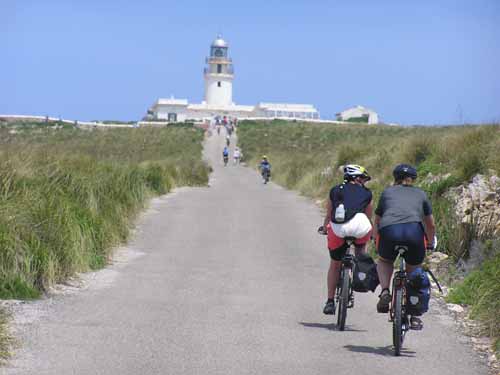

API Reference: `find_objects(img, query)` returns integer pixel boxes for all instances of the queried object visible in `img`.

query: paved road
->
[3,132,488,375]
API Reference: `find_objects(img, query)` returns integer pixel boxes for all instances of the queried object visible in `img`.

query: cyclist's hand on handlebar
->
[426,235,438,252]
[317,225,327,235]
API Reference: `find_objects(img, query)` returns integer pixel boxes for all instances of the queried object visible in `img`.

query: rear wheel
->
[337,267,350,331]
[393,288,403,356]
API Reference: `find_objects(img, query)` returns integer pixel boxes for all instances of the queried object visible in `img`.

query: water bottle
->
[335,203,345,222]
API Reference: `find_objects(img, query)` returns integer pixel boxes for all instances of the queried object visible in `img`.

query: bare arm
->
[364,201,373,224]
[423,214,436,246]
[323,199,333,229]
[373,215,381,239]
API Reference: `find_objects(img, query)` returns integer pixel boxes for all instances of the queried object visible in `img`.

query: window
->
[217,64,222,73]
[217,81,221,87]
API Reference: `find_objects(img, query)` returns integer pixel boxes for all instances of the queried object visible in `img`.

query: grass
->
[0,123,209,298]
[0,309,11,363]
[237,119,500,347]
[447,252,500,352]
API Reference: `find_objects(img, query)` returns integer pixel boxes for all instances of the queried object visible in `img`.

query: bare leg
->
[354,243,367,257]
[327,260,341,299]
[377,257,394,290]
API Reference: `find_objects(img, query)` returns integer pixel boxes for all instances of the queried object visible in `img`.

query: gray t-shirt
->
[375,185,432,229]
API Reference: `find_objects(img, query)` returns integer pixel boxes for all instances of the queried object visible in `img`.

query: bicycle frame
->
[336,239,355,297]
[335,239,356,330]
[390,246,410,355]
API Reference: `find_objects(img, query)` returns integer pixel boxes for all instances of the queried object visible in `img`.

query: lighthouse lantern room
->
[204,35,234,107]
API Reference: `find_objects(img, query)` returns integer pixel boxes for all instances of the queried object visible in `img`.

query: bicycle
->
[262,168,270,184]
[389,245,442,356]
[318,227,356,331]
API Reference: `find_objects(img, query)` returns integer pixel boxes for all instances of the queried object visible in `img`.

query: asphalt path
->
[2,131,489,374]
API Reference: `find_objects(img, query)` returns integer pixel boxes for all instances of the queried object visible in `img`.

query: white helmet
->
[343,164,371,181]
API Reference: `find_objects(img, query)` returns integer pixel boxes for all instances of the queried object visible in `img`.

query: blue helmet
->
[393,164,417,180]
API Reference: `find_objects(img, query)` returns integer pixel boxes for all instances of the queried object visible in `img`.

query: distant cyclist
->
[259,156,271,182]
[222,146,229,166]
[321,165,373,315]
[373,164,436,329]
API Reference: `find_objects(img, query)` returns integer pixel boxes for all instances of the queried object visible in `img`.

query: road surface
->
[2,131,489,375]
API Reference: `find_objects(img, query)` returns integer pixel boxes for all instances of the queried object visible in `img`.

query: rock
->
[427,251,449,264]
[446,303,465,313]
[490,177,500,190]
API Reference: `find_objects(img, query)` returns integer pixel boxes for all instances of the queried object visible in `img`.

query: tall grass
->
[238,119,500,346]
[0,124,209,298]
[447,252,500,351]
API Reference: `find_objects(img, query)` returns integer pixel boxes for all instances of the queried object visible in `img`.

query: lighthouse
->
[204,35,234,107]
[148,36,320,122]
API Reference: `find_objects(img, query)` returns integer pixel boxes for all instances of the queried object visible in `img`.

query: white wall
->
[204,76,233,107]
[156,106,188,122]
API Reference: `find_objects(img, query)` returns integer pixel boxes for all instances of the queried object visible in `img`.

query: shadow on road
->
[298,322,367,332]
[343,344,416,357]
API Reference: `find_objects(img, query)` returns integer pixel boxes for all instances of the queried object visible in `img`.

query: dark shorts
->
[329,243,349,261]
[377,222,426,266]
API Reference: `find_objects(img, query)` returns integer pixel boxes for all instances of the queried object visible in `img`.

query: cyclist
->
[373,164,436,329]
[222,146,229,166]
[321,165,373,315]
[259,156,271,180]
[233,147,242,165]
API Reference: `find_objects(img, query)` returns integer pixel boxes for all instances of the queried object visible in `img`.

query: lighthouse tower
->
[204,35,234,107]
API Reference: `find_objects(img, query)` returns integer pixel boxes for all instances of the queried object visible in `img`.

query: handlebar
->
[317,226,327,235]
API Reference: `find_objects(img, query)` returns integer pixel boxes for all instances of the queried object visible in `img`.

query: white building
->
[147,36,320,122]
[336,105,379,124]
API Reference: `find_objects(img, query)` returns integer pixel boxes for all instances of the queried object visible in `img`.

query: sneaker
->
[410,316,423,330]
[377,289,391,313]
[323,299,335,315]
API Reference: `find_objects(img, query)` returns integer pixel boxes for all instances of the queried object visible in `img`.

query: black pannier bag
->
[406,267,431,316]
[352,253,379,293]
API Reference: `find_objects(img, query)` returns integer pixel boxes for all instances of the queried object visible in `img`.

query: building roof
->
[156,98,189,106]
[212,35,228,48]
[338,105,376,116]
[187,103,254,112]
[256,102,318,112]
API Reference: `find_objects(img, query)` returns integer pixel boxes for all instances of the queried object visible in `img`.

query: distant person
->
[320,165,373,315]
[222,146,229,166]
[259,155,271,183]
[373,164,436,330]
[233,147,242,165]
[226,134,230,146]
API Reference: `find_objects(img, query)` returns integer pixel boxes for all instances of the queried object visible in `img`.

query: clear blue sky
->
[2,0,499,124]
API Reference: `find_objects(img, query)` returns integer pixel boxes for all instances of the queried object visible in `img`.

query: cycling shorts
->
[377,222,426,265]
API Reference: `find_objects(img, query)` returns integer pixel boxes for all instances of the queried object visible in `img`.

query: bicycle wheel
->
[337,267,350,331]
[392,288,403,356]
